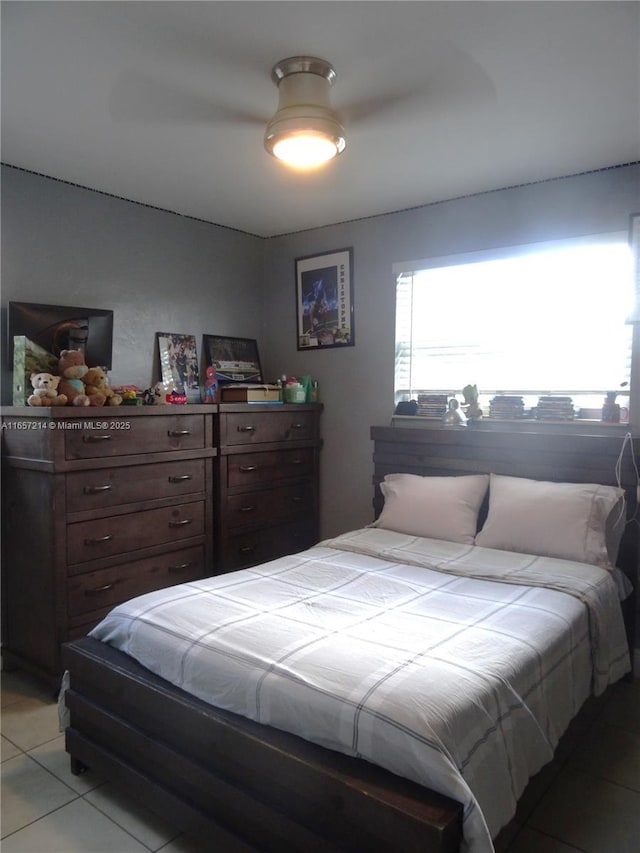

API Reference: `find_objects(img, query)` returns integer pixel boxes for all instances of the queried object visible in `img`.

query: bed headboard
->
[371,425,639,659]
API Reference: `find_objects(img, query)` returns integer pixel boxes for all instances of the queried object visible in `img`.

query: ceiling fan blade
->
[341,47,496,127]
[108,70,265,126]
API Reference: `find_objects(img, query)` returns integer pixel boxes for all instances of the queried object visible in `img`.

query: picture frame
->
[202,334,263,384]
[295,248,354,349]
[156,332,200,392]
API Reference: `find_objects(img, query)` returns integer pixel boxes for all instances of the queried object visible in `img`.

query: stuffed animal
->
[57,349,91,406]
[84,366,122,406]
[27,372,68,407]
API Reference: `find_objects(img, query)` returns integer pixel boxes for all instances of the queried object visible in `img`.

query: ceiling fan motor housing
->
[264,56,346,159]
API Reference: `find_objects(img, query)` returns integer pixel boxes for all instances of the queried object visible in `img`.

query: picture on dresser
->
[156,332,200,392]
[203,334,263,384]
[295,247,354,350]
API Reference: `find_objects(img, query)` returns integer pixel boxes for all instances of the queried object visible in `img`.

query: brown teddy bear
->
[57,349,92,406]
[27,372,68,406]
[84,366,122,406]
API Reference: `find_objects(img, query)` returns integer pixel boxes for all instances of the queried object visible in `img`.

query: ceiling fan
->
[108,48,496,167]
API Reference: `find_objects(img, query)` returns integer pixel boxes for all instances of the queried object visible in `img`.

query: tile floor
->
[1,668,639,852]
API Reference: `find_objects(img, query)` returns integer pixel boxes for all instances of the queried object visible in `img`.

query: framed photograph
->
[202,334,263,384]
[156,332,200,392]
[295,248,354,349]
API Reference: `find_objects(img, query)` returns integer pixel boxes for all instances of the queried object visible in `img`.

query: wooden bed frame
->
[62,425,638,853]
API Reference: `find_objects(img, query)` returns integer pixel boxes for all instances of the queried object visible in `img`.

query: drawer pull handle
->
[291,459,304,465]
[169,518,193,528]
[84,535,113,546]
[237,425,256,432]
[169,475,192,483]
[239,505,256,513]
[239,545,255,553]
[83,484,113,494]
[85,583,115,596]
[291,423,306,430]
[239,465,258,473]
[168,561,195,573]
[168,429,191,437]
[82,434,112,443]
[290,496,303,503]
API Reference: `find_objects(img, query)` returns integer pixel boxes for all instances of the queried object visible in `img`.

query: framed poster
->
[295,248,354,349]
[202,334,263,383]
[156,332,200,392]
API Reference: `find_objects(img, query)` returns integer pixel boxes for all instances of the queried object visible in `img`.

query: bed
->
[61,426,638,853]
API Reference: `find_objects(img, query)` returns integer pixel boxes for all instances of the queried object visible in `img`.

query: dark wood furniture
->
[1,406,216,688]
[216,403,322,572]
[61,425,637,853]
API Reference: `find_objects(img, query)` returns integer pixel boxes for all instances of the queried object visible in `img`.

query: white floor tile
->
[1,735,22,763]
[158,832,227,852]
[1,797,151,852]
[528,766,640,853]
[1,753,77,838]
[567,719,640,792]
[602,679,640,735]
[1,696,62,751]
[507,826,583,852]
[85,782,181,850]
[29,734,105,794]
[1,671,56,708]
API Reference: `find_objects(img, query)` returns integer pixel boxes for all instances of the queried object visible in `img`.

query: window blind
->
[395,236,633,409]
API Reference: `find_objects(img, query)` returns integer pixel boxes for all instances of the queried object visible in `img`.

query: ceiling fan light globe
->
[271,132,339,168]
[265,57,346,169]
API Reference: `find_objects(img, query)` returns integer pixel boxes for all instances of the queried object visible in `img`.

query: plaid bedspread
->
[90,528,630,853]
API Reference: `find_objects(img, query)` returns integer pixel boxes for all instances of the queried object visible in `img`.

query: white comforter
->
[89,528,630,853]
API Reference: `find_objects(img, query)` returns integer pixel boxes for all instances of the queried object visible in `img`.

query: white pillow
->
[373,473,489,544]
[475,474,624,569]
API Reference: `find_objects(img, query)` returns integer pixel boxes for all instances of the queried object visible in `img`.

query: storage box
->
[220,384,281,403]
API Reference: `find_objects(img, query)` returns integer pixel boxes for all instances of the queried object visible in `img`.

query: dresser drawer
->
[66,459,206,513]
[219,520,316,572]
[67,500,205,565]
[222,481,315,529]
[226,448,314,488]
[222,411,317,445]
[65,415,206,459]
[67,545,206,618]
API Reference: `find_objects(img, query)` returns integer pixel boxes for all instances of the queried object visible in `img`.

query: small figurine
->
[442,398,467,427]
[203,365,218,404]
[462,383,483,421]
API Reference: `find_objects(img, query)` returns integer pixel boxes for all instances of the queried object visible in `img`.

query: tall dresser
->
[216,403,322,572]
[1,406,216,687]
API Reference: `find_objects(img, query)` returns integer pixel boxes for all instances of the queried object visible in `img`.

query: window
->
[394,234,633,417]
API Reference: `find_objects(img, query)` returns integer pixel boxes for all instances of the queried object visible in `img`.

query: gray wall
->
[1,165,264,396]
[3,162,639,543]
[262,165,640,538]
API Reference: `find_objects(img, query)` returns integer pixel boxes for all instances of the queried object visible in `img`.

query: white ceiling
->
[2,1,639,238]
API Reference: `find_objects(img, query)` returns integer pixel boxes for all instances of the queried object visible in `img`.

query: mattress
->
[89,527,630,853]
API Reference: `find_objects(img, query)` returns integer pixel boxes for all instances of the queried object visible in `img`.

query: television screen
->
[7,301,114,370]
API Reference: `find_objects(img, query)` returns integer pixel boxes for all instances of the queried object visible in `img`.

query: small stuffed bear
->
[57,349,91,406]
[84,366,122,406]
[27,372,68,407]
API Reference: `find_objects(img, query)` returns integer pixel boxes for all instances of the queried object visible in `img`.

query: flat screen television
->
[7,301,114,369]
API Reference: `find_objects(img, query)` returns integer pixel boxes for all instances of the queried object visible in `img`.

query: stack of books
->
[416,393,449,419]
[488,395,525,418]
[535,396,575,420]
